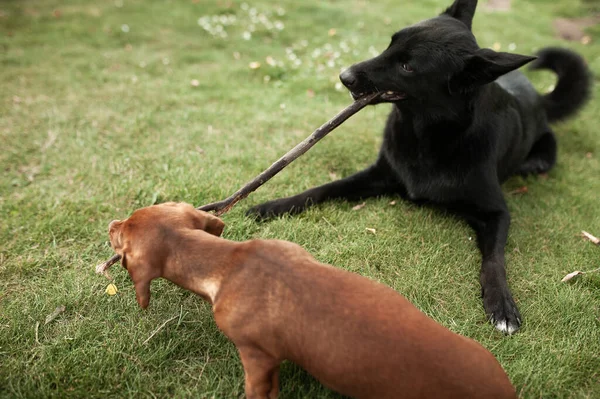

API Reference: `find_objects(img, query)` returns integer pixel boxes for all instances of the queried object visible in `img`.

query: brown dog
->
[107,202,516,399]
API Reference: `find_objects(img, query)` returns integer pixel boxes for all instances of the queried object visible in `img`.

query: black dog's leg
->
[247,160,401,220]
[518,131,557,176]
[459,188,521,334]
[477,210,521,334]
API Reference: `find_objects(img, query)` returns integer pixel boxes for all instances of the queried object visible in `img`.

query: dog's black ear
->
[442,0,477,30]
[450,49,537,93]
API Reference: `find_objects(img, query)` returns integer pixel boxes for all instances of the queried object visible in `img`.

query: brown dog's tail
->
[529,47,592,123]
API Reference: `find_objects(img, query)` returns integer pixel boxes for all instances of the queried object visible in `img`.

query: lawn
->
[1,0,599,398]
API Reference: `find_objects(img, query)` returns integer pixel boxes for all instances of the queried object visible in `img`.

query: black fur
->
[248,0,591,333]
[529,47,591,122]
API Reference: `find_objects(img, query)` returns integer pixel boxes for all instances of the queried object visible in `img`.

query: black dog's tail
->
[529,47,592,123]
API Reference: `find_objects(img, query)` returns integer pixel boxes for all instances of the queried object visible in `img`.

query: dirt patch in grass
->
[485,0,511,12]
[553,15,600,42]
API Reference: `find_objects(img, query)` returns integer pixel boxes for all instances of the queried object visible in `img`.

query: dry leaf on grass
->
[352,202,366,211]
[44,305,66,325]
[561,267,600,283]
[485,0,512,12]
[561,270,583,282]
[581,231,600,245]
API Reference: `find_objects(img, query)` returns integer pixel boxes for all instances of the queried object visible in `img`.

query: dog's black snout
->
[339,69,357,89]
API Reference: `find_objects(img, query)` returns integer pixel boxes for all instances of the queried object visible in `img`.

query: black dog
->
[248,0,591,333]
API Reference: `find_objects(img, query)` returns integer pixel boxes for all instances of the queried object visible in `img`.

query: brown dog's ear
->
[108,220,124,251]
[450,49,537,94]
[442,0,477,30]
[134,279,151,309]
[195,210,225,237]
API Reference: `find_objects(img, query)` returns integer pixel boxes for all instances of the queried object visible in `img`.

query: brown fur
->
[108,202,516,399]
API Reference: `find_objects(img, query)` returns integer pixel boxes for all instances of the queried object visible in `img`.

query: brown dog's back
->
[213,240,516,399]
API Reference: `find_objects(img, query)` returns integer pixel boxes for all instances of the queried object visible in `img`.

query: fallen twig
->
[561,267,600,282]
[197,92,381,216]
[142,315,179,345]
[196,353,210,388]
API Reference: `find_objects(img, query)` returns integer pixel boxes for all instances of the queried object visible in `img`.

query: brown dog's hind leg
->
[238,346,280,399]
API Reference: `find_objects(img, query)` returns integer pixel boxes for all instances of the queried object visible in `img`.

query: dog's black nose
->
[339,69,357,89]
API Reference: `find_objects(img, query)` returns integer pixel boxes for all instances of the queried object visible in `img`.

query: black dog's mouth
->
[351,91,406,102]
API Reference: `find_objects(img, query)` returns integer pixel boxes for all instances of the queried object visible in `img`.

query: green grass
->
[1,0,599,397]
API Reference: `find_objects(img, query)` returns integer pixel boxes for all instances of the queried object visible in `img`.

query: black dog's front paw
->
[246,198,306,221]
[483,287,522,334]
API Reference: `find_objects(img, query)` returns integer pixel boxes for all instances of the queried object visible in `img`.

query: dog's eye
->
[402,63,413,73]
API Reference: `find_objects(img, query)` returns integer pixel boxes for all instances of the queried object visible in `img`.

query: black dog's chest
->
[386,151,464,202]
[381,119,475,202]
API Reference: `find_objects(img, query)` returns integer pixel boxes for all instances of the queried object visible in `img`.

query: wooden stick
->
[197,92,381,216]
[96,253,121,275]
[96,93,380,272]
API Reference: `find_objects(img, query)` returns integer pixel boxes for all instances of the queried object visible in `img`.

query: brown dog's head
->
[108,202,225,309]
